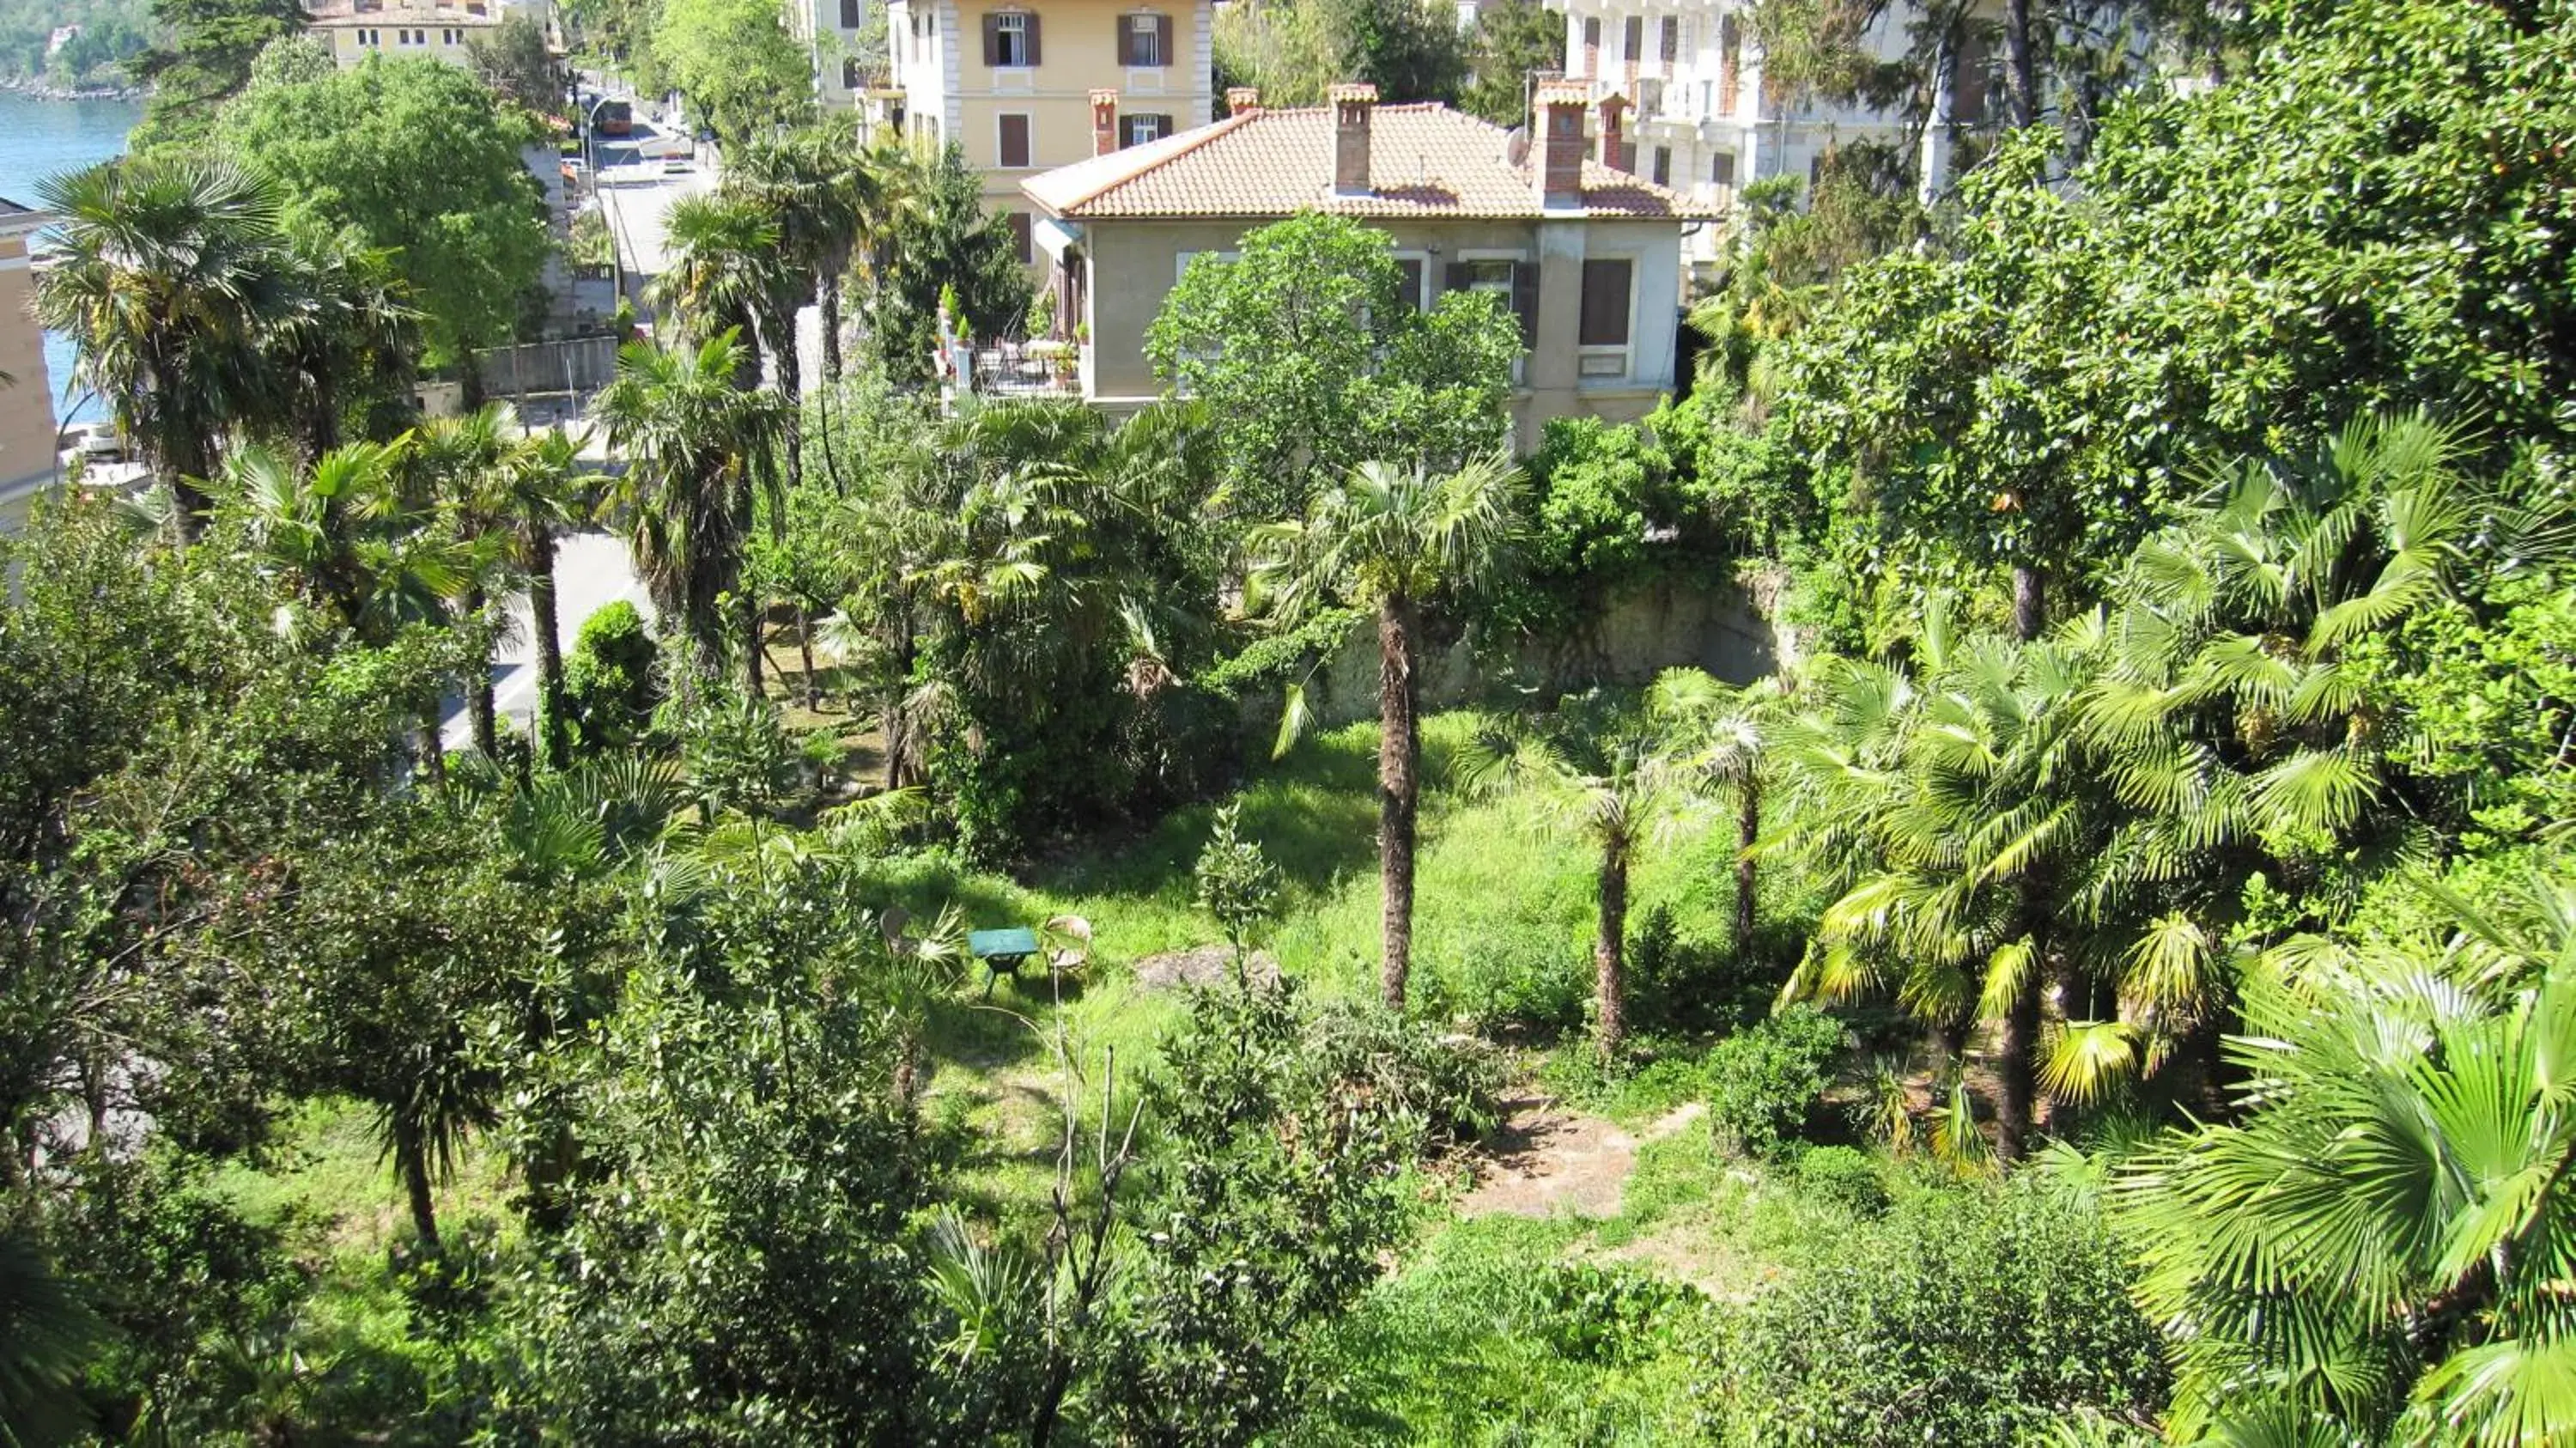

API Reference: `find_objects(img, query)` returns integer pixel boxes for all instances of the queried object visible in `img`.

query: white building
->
[1546,0,1990,266]
[788,0,881,108]
[305,0,505,69]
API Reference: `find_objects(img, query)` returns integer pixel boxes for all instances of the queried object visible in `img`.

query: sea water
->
[0,91,146,426]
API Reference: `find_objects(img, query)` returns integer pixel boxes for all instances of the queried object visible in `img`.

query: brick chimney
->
[1597,92,1629,173]
[1534,78,1589,209]
[1226,86,1261,116]
[1091,88,1119,156]
[1329,82,1376,196]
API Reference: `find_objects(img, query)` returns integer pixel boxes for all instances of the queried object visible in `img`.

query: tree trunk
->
[396,1119,440,1246]
[798,603,820,709]
[2012,562,2044,642]
[775,321,804,498]
[1595,842,1630,1060]
[2002,0,2038,129]
[819,267,844,385]
[1733,780,1760,964]
[468,586,499,759]
[1997,898,2046,1161]
[530,525,568,770]
[161,429,213,544]
[419,709,447,782]
[2044,955,2087,1138]
[1376,593,1421,1013]
[885,609,915,790]
[744,593,765,698]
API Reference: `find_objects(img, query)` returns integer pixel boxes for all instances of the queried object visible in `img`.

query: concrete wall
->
[1245,573,1780,737]
[477,336,623,397]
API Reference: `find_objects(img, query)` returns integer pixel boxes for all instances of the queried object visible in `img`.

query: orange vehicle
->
[591,99,633,137]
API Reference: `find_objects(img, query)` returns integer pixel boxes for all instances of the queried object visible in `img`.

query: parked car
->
[68,423,124,463]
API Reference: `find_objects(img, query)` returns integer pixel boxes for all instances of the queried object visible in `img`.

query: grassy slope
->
[214,708,1761,1433]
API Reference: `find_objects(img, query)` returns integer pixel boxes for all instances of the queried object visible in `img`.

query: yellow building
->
[0,199,59,532]
[305,0,504,70]
[881,0,1212,266]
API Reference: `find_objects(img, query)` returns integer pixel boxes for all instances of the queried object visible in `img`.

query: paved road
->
[445,530,655,751]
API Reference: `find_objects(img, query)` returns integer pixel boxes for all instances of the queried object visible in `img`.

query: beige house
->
[0,199,58,532]
[305,0,504,69]
[1019,82,1706,447]
[880,0,1214,266]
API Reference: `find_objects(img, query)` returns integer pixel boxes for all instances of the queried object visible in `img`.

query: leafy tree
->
[215,56,551,368]
[1212,0,1466,106]
[0,1226,104,1447]
[562,599,664,755]
[258,224,422,455]
[590,332,786,691]
[1457,0,1561,127]
[2117,872,2576,1445]
[1252,453,1523,1011]
[467,10,562,115]
[32,155,297,534]
[653,0,815,141]
[1149,211,1518,520]
[126,0,304,148]
[860,142,1030,386]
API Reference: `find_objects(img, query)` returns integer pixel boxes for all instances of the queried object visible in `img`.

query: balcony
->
[966,338,1083,399]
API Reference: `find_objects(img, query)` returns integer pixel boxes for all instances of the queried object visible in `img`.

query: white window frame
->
[993,10,1031,69]
[1126,11,1163,67]
[1576,253,1639,382]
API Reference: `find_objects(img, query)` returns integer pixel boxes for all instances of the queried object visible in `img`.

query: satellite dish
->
[1504,125,1529,167]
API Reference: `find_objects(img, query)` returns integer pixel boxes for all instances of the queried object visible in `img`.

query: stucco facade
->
[882,0,1213,262]
[0,204,57,532]
[789,0,880,106]
[307,2,503,69]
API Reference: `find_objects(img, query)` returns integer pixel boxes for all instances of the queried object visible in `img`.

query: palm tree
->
[1462,699,1692,1059]
[1649,668,1776,964]
[408,404,520,758]
[1251,452,1523,1011]
[590,332,785,692]
[727,126,866,384]
[219,439,472,643]
[497,427,592,771]
[0,1226,103,1446]
[261,226,420,457]
[33,155,297,536]
[2115,873,2576,1446]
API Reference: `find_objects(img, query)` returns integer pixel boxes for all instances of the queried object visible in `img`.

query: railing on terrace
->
[968,338,1084,399]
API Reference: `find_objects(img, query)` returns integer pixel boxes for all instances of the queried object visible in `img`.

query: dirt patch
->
[1131,945,1279,992]
[1458,1097,1709,1222]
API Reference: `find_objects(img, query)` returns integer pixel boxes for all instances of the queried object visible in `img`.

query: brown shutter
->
[1658,15,1677,69]
[999,113,1030,167]
[1156,14,1173,66]
[1115,14,1131,64]
[1396,259,1424,311]
[1510,262,1537,345]
[1007,211,1033,265]
[1578,258,1631,345]
[982,13,1000,65]
[1153,113,1174,138]
[1024,12,1041,64]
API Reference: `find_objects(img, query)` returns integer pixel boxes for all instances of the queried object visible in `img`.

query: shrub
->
[562,601,660,756]
[1793,1144,1888,1216]
[1711,1180,2168,1446]
[1703,1006,1848,1158]
[1626,904,1787,1036]
[1441,916,1589,1034]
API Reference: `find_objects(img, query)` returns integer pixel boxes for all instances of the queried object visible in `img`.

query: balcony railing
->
[967,339,1083,399]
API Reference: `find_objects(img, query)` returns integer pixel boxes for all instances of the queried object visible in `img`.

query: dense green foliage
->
[652,0,812,140]
[0,0,148,85]
[216,58,550,367]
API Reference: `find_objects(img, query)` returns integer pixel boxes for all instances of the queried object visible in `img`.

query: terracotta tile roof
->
[1022,102,1709,222]
[304,3,501,22]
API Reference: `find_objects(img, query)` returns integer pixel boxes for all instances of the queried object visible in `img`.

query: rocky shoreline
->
[0,76,149,102]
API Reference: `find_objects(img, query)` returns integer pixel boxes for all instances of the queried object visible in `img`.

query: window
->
[1447,257,1534,347]
[1657,15,1677,67]
[1621,16,1641,64]
[1698,79,1712,118]
[1005,211,1033,265]
[997,113,1030,167]
[1651,145,1669,186]
[987,9,1035,67]
[843,58,862,86]
[840,0,861,26]
[1711,152,1735,187]
[1123,12,1166,66]
[1578,259,1631,348]
[1122,113,1170,147]
[1394,255,1425,311]
[1582,15,1599,67]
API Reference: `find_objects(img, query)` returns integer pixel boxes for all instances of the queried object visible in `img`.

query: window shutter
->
[999,113,1030,167]
[1510,262,1537,345]
[1443,262,1468,295]
[1578,259,1631,346]
[1115,14,1131,63]
[1156,14,1173,65]
[1396,259,1424,311]
[1658,15,1677,65]
[840,0,860,27]
[982,13,1000,65]
[1024,12,1040,64]
[1006,211,1034,265]
[1153,113,1174,137]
